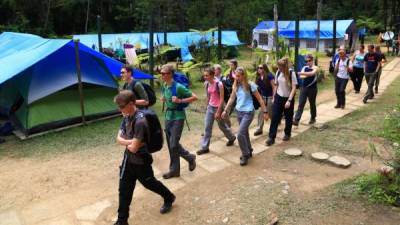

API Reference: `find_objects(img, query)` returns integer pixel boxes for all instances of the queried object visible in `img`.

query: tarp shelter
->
[0,32,152,135]
[252,20,357,51]
[73,31,243,62]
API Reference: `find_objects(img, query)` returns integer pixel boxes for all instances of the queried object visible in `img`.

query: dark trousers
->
[294,86,317,122]
[335,77,348,106]
[165,119,194,174]
[350,67,364,92]
[118,153,174,222]
[374,68,382,91]
[269,95,295,139]
[364,72,376,101]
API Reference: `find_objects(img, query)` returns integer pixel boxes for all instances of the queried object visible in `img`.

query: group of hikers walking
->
[112,43,385,225]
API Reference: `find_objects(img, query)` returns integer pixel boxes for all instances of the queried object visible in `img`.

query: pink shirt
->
[207,79,223,107]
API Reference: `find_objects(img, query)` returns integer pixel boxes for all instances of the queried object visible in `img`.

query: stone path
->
[1,58,400,225]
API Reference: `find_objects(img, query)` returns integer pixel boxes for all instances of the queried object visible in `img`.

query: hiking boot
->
[196,149,210,155]
[334,104,340,108]
[253,130,263,136]
[308,118,316,125]
[162,172,180,179]
[226,137,236,146]
[113,221,129,225]
[160,195,176,214]
[266,138,275,146]
[282,135,291,141]
[189,155,196,171]
[292,120,299,126]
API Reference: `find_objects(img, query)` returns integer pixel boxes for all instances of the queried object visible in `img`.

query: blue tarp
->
[0,32,153,103]
[74,31,242,50]
[254,20,354,39]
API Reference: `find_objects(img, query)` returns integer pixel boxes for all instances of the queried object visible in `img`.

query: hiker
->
[214,64,224,81]
[113,90,176,225]
[363,44,381,104]
[293,54,319,126]
[160,64,197,179]
[350,44,366,93]
[334,49,353,109]
[254,64,276,136]
[374,46,386,94]
[330,46,345,72]
[121,65,149,108]
[222,67,267,166]
[266,57,297,146]
[221,59,238,128]
[197,67,236,155]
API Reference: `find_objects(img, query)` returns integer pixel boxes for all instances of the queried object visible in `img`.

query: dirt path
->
[1,59,400,225]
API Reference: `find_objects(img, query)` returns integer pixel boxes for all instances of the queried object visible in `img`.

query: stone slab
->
[0,210,22,225]
[180,165,209,183]
[37,217,75,225]
[197,156,232,173]
[75,199,112,221]
[311,152,330,161]
[284,148,303,157]
[328,156,352,168]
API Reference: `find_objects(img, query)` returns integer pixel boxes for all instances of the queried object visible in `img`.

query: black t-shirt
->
[119,111,152,165]
[364,53,381,73]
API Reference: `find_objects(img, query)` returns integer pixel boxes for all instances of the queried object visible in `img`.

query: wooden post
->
[97,15,102,52]
[274,4,279,60]
[333,17,337,56]
[315,1,321,66]
[73,40,86,125]
[217,0,223,62]
[149,6,155,88]
[295,17,300,72]
[384,0,388,31]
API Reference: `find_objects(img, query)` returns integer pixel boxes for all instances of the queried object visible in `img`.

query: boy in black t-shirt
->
[363,45,381,103]
[113,90,175,225]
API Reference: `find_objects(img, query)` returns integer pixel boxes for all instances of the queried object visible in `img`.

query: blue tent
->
[0,32,151,135]
[253,20,354,39]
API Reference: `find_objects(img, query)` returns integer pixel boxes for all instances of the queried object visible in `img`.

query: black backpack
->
[252,89,260,110]
[136,109,163,153]
[127,81,157,107]
[221,77,234,103]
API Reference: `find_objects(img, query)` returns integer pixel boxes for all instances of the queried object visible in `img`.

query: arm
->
[134,83,149,106]
[116,130,133,146]
[216,82,224,118]
[299,66,319,77]
[172,85,198,104]
[253,89,267,113]
[270,79,277,101]
[127,138,145,153]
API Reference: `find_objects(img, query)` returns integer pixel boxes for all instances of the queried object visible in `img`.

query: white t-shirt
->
[275,70,298,97]
[335,58,353,79]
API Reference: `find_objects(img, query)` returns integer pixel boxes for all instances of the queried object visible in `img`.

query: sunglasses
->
[120,71,126,74]
[257,67,263,69]
[160,72,170,75]
[306,59,313,62]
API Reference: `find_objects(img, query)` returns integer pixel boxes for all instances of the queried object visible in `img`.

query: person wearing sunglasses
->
[160,64,197,179]
[120,65,149,108]
[254,64,276,136]
[293,54,319,126]
[222,67,267,166]
[113,90,176,225]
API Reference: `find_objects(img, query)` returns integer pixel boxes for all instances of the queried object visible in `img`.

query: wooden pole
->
[97,15,102,52]
[295,17,300,72]
[149,6,155,88]
[73,40,86,125]
[333,17,337,56]
[274,4,279,60]
[217,0,223,62]
[315,1,321,66]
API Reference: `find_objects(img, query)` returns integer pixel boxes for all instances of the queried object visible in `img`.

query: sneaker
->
[226,137,236,146]
[282,135,290,141]
[162,172,180,179]
[160,195,176,214]
[189,155,196,171]
[114,221,129,225]
[266,138,275,146]
[308,118,316,125]
[292,120,299,126]
[239,155,249,166]
[253,130,263,136]
[196,149,210,155]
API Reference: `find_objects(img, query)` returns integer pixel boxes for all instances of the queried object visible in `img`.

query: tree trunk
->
[85,0,90,33]
[43,0,51,34]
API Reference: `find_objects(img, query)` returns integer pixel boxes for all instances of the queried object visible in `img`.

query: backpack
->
[252,89,260,110]
[173,72,190,88]
[221,77,234,103]
[127,81,157,107]
[136,109,163,153]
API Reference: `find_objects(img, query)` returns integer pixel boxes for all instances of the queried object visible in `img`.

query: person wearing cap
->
[293,54,319,126]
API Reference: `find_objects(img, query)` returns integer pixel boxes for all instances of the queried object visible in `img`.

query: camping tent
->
[252,20,357,51]
[0,32,152,135]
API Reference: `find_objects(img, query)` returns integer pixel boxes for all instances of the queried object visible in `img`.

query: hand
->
[214,111,219,120]
[171,96,180,103]
[300,75,306,79]
[285,101,291,109]
[160,96,165,102]
[263,112,269,121]
[272,97,275,103]
[221,111,227,119]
